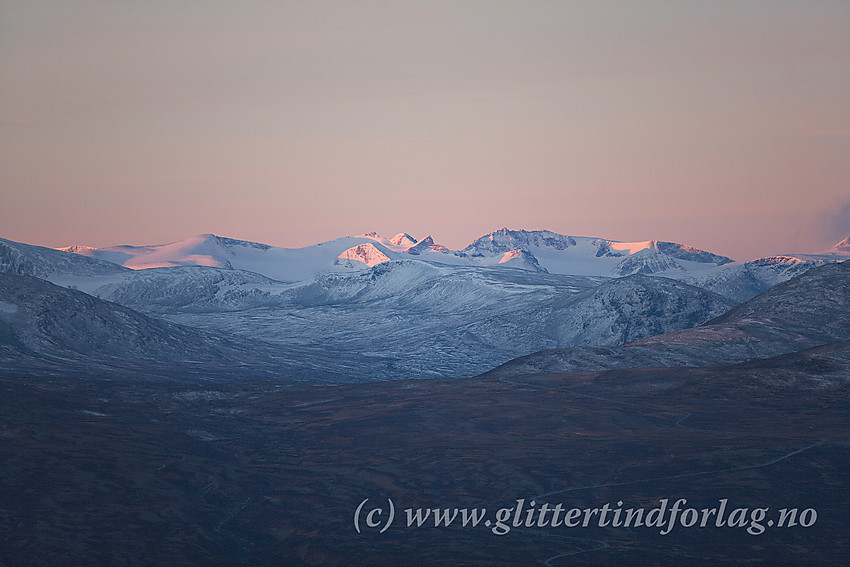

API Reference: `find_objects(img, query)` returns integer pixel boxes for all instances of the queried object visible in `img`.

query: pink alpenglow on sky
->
[1,1,849,261]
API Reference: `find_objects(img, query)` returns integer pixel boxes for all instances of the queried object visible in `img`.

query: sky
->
[1,1,849,261]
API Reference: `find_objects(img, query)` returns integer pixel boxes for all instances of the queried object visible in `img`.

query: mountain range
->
[58,229,737,278]
[2,229,849,380]
[58,229,850,302]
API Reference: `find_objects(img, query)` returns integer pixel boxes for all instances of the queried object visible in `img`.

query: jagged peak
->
[389,232,417,247]
[648,241,733,265]
[462,228,576,254]
[405,235,448,255]
[485,227,557,239]
[750,255,807,264]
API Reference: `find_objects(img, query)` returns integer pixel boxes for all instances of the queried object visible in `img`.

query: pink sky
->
[1,2,849,261]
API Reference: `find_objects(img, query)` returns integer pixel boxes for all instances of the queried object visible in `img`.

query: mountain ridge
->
[54,229,850,301]
[484,259,850,378]
[0,271,346,380]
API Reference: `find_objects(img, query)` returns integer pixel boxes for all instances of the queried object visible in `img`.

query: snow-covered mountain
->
[59,229,737,280]
[81,265,291,313]
[58,230,850,303]
[487,259,850,378]
[335,242,392,268]
[2,237,129,279]
[683,237,850,302]
[80,260,733,379]
[3,230,848,380]
[0,272,344,380]
[546,275,737,347]
[59,233,397,282]
[453,228,734,276]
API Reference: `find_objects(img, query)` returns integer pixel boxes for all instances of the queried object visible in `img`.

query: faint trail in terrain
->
[497,375,829,566]
[533,438,826,500]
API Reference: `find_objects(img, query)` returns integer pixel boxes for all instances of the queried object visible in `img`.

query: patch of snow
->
[336,243,392,267]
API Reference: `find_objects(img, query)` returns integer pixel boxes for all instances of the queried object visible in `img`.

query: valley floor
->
[1,364,847,566]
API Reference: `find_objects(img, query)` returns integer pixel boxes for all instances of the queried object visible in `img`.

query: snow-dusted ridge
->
[830,236,850,254]
[3,230,849,380]
[61,233,397,282]
[56,229,850,301]
[58,228,737,280]
[486,260,850,379]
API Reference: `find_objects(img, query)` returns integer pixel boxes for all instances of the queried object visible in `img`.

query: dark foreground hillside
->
[2,344,848,566]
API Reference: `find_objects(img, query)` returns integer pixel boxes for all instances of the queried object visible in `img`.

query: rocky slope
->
[485,260,850,378]
[0,272,343,380]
